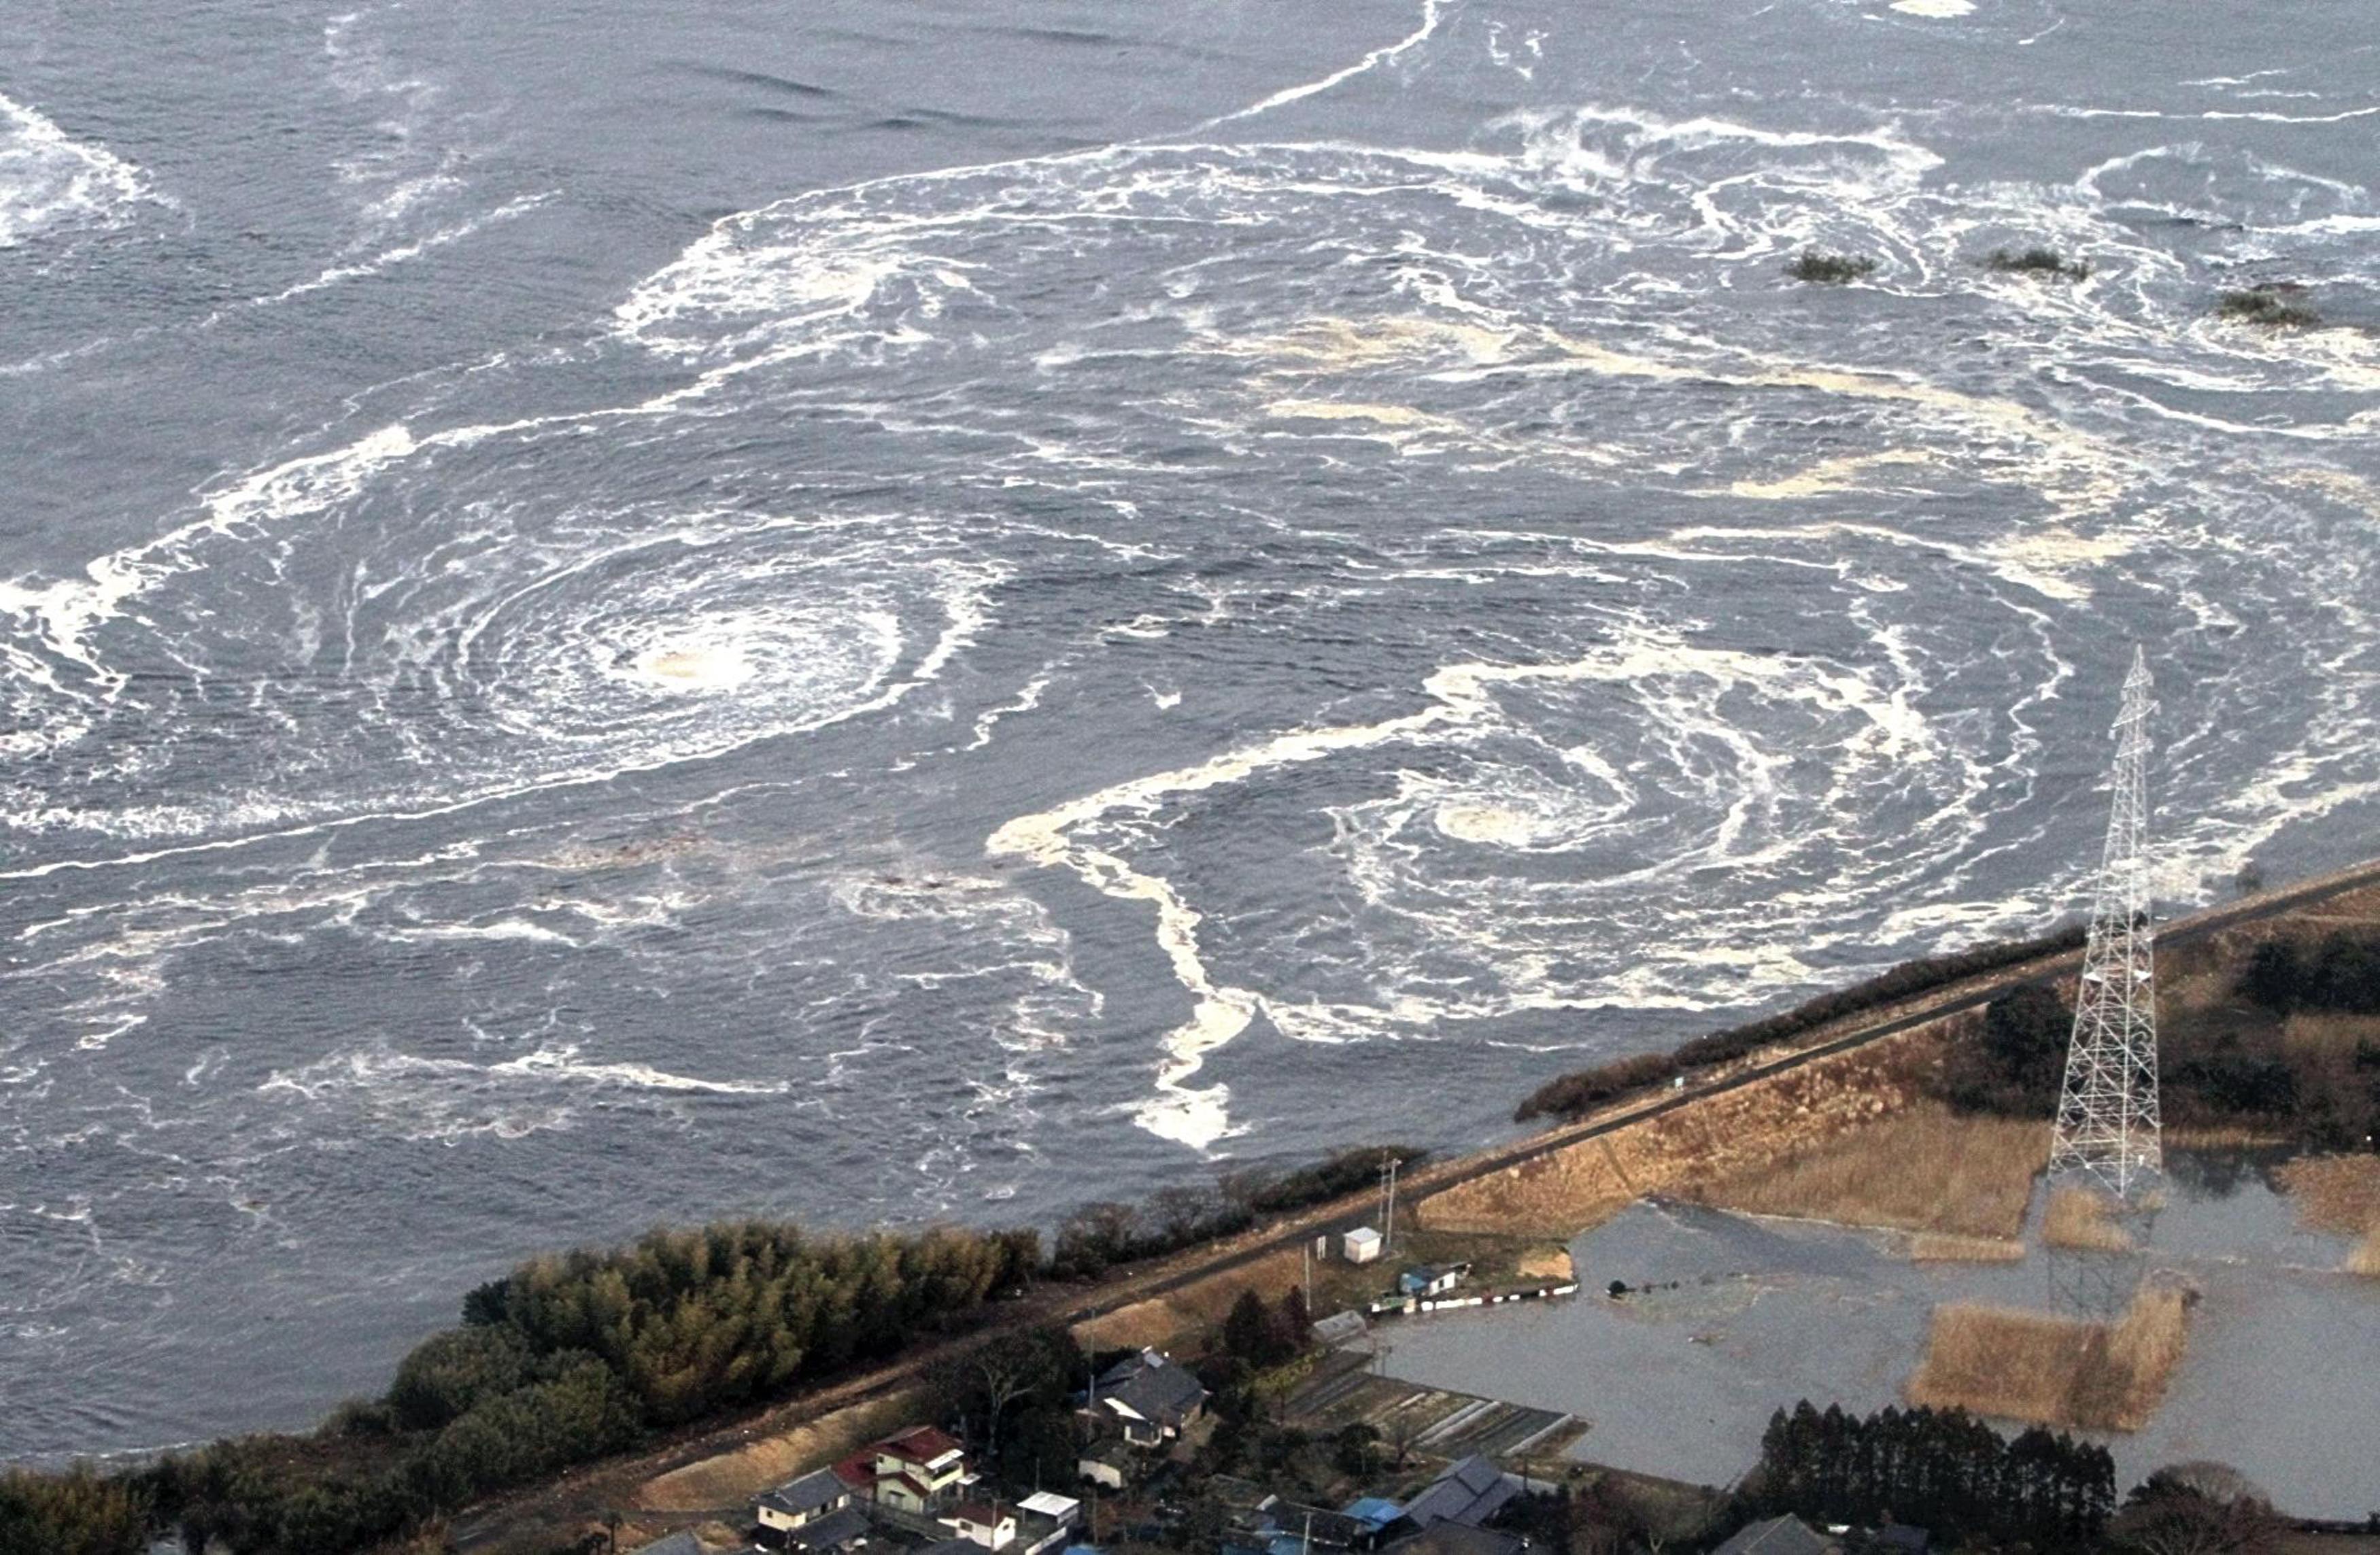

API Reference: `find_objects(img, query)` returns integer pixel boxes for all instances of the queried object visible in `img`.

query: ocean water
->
[3,0,2377,1457]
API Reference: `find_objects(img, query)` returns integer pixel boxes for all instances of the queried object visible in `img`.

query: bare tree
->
[2112,1463,2284,1555]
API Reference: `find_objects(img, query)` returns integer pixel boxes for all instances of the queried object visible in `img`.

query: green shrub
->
[1985,246,2089,280]
[2217,287,2319,327]
[1786,250,1879,284]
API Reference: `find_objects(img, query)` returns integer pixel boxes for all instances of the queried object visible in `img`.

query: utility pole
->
[1380,1153,1399,1253]
[2049,646,2164,1203]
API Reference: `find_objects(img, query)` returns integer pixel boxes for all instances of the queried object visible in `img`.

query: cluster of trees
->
[9,1130,1443,1555]
[1052,1146,1425,1278]
[1937,982,2071,1118]
[1516,927,2088,1122]
[923,1325,1086,1484]
[2150,929,2380,1148]
[1748,1401,2115,1548]
[41,1221,1042,1555]
[1514,1053,1680,1125]
[0,1467,148,1555]
[2239,932,2380,1015]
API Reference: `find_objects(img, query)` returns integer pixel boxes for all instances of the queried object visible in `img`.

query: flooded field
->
[1376,1151,2380,1517]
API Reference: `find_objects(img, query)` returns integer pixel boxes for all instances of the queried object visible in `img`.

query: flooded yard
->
[1376,1151,2380,1518]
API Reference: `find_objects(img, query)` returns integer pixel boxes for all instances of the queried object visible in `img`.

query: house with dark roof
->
[1710,1515,1841,1555]
[1399,1457,1516,1531]
[1088,1349,1209,1446]
[627,1535,706,1555]
[1383,1525,1527,1555]
[781,1507,872,1555]
[758,1467,860,1541]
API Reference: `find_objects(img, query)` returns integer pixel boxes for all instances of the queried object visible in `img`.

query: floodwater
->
[1375,1152,2380,1516]
[8,0,2380,1456]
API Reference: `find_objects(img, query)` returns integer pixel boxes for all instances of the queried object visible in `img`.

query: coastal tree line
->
[0,1141,1420,1555]
[1748,1401,2115,1546]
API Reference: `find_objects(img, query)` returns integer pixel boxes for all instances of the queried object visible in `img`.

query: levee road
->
[455,850,2380,1548]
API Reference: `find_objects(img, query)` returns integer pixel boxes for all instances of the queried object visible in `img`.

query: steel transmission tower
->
[2048,647,2162,1201]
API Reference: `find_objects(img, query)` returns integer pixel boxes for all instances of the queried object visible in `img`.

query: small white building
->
[1017,1492,1081,1528]
[939,1503,1017,1552]
[1342,1226,1383,1264]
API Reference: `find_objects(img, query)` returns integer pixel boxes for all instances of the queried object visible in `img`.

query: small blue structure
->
[1397,1265,1466,1298]
[1342,1498,1404,1534]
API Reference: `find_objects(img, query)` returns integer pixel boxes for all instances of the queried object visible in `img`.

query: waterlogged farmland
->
[5,0,2380,1455]
[1380,1155,2380,1517]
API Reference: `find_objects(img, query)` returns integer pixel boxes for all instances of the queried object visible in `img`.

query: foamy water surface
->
[3,0,2378,1456]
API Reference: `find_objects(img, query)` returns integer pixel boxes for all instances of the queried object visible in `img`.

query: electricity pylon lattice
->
[2048,647,2162,1201]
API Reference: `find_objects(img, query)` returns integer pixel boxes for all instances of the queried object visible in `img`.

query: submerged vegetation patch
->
[2217,286,2322,328]
[1984,245,2090,281]
[1907,1283,2194,1433]
[1786,249,1880,284]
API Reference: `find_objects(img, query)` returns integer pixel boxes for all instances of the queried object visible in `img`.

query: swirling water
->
[2,0,2377,1456]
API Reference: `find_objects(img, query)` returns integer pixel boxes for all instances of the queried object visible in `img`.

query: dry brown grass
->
[1906,1284,2192,1432]
[2281,1010,2380,1062]
[2043,1186,2135,1252]
[1694,1100,2046,1239]
[2349,1229,2380,1278]
[637,1387,924,1511]
[1908,1234,2027,1263]
[2275,1154,2380,1237]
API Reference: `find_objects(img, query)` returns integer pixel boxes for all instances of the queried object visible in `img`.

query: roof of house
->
[1096,1352,1208,1425]
[1343,1497,1405,1530]
[1344,1226,1382,1244]
[1399,1457,1516,1531]
[1876,1526,1928,1554]
[785,1507,872,1552]
[628,1535,705,1555]
[1311,1311,1369,1346]
[879,1425,968,1467]
[1383,1525,1527,1555]
[1262,1503,1370,1548]
[1399,1457,1514,1524]
[760,1468,855,1516]
[944,1503,1011,1528]
[1710,1516,1840,1555]
[1019,1492,1081,1519]
[832,1454,877,1490]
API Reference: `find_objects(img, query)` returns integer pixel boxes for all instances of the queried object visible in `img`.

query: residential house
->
[1710,1516,1842,1555]
[1310,1311,1368,1348]
[781,1509,872,1555]
[1396,1265,1467,1299]
[1076,1439,1134,1490]
[938,1501,1018,1552]
[1018,1492,1081,1531]
[626,1535,705,1555]
[1383,1526,1526,1555]
[1400,1457,1517,1531]
[1088,1349,1209,1447]
[864,1425,974,1514]
[758,1468,859,1539]
[1342,1498,1404,1538]
[1255,1502,1385,1555]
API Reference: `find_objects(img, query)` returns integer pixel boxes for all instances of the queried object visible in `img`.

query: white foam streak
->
[989,634,1939,1149]
[1197,0,1449,131]
[0,92,152,249]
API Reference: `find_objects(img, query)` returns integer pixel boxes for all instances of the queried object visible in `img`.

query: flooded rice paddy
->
[1377,1150,2380,1517]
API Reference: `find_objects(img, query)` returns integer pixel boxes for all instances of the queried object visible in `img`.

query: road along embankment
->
[463,853,2380,1547]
